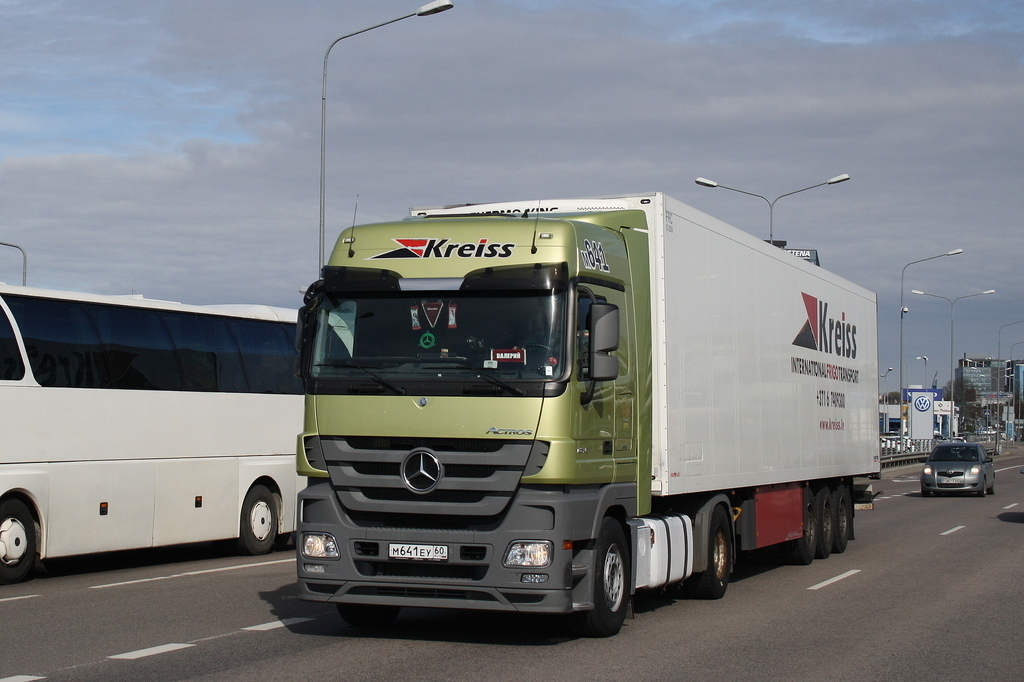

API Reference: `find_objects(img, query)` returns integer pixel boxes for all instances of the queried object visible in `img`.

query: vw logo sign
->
[914,395,932,412]
[401,450,443,494]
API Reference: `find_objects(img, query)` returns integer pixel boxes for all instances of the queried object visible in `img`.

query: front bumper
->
[296,478,634,615]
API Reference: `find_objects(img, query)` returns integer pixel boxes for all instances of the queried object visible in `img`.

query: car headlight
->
[970,465,981,475]
[503,540,553,568]
[301,532,340,559]
[923,466,932,475]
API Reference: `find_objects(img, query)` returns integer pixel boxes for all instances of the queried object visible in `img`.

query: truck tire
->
[684,505,731,600]
[337,603,401,628]
[813,486,834,560]
[785,492,815,566]
[831,483,852,554]
[0,498,37,585]
[574,517,629,638]
[237,485,277,555]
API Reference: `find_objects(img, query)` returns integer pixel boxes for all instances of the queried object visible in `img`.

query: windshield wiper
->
[316,361,406,395]
[426,362,527,397]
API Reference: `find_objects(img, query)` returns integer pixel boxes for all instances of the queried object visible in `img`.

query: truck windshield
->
[309,289,566,384]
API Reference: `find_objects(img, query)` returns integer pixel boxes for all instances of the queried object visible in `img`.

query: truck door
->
[574,285,634,483]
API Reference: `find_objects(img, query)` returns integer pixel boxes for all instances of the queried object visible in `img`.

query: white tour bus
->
[0,283,303,584]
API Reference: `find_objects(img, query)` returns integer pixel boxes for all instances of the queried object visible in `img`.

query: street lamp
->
[0,241,27,285]
[898,249,962,429]
[694,174,850,245]
[318,0,455,271]
[914,356,928,387]
[912,288,995,437]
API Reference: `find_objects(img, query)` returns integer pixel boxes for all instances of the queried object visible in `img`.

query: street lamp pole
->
[912,288,995,438]
[898,249,962,433]
[0,241,27,286]
[694,174,850,245]
[318,0,454,272]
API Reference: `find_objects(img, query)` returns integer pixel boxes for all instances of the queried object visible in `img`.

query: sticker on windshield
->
[491,348,526,364]
[419,332,436,349]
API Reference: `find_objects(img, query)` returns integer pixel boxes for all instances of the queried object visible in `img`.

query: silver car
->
[920,443,994,497]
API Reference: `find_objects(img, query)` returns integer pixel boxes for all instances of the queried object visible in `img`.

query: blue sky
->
[2,0,1024,389]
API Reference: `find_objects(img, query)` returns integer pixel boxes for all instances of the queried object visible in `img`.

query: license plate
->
[388,543,448,561]
[939,477,963,485]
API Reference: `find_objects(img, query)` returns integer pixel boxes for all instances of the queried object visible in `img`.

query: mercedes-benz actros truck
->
[294,192,879,637]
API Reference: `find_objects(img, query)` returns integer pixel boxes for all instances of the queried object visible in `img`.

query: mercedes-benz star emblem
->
[401,450,442,494]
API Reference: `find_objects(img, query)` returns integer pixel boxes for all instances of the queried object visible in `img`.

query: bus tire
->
[238,485,277,555]
[0,498,37,585]
[684,504,731,600]
[573,517,629,638]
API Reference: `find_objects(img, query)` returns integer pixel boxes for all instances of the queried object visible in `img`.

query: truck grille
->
[319,437,535,529]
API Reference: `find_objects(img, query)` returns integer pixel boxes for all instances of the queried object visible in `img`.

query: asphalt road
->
[4,451,1024,682]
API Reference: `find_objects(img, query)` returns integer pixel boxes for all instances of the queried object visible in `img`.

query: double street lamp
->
[898,249,962,427]
[911,288,995,436]
[319,0,455,271]
[694,174,850,245]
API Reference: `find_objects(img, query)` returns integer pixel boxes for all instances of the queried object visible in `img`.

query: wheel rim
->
[603,544,625,612]
[712,528,728,579]
[0,517,29,566]
[248,501,273,542]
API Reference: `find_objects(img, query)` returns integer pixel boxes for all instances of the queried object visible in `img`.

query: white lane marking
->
[242,617,314,631]
[808,569,861,591]
[941,525,966,536]
[90,557,294,589]
[108,643,194,660]
[995,465,1019,473]
[0,594,41,604]
[1004,503,1019,509]
[1,675,47,682]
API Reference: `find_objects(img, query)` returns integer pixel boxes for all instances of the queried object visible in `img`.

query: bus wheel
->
[0,498,37,585]
[238,485,277,555]
[684,505,731,600]
[573,517,629,638]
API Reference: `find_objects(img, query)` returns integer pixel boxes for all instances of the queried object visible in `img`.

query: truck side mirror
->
[588,302,620,382]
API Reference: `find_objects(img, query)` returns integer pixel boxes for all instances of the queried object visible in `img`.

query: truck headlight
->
[302,532,340,559]
[503,540,553,568]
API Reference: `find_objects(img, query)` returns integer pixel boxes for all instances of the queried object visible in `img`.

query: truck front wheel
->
[574,517,629,638]
[684,505,731,600]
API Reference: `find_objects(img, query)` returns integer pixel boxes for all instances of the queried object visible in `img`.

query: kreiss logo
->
[792,292,858,359]
[368,238,515,260]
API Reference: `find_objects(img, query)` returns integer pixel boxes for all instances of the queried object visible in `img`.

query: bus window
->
[162,312,248,393]
[6,296,111,388]
[0,306,25,381]
[88,304,185,390]
[227,318,301,394]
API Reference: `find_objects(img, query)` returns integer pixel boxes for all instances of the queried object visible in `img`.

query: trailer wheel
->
[831,483,852,554]
[813,486,834,560]
[684,505,731,600]
[574,517,629,638]
[785,493,815,566]
[237,485,277,555]
[337,603,401,628]
[0,498,37,585]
